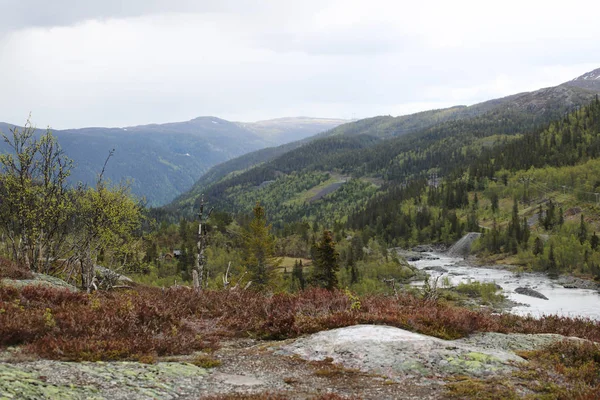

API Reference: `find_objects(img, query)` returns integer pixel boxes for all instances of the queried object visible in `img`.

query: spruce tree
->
[578,214,588,245]
[242,202,280,290]
[292,259,305,291]
[312,230,340,290]
[591,232,599,251]
[533,236,544,256]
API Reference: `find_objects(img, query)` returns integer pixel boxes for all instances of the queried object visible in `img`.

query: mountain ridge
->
[0,116,346,206]
[169,67,600,221]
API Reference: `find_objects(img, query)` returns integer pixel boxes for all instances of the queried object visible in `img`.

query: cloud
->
[0,0,599,128]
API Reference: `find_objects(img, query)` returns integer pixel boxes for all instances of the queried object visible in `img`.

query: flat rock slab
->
[0,361,208,400]
[212,373,265,386]
[277,325,566,380]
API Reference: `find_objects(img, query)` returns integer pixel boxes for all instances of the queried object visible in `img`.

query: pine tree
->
[312,230,340,290]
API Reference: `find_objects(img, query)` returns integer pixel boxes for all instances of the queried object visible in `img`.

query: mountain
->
[564,67,600,91]
[169,67,600,223]
[239,117,348,145]
[0,116,344,207]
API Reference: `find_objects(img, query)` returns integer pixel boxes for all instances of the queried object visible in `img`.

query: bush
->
[0,257,33,280]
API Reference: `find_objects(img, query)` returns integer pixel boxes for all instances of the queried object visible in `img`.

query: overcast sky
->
[1,0,599,129]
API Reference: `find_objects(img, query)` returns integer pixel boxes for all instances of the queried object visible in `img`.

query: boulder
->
[515,287,548,300]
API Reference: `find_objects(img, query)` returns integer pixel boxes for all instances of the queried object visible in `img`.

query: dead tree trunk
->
[193,195,213,292]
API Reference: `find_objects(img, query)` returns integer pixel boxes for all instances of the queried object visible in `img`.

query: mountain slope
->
[239,117,348,145]
[0,116,343,206]
[170,68,600,223]
[564,67,600,92]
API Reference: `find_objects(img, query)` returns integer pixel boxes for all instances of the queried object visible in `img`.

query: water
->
[409,253,600,320]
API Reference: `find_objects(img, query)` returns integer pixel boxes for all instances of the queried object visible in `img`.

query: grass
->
[190,354,222,368]
[283,173,347,206]
[454,281,505,306]
[279,257,313,268]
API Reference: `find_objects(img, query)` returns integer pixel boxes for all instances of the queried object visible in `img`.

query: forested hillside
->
[170,69,600,224]
[0,116,343,206]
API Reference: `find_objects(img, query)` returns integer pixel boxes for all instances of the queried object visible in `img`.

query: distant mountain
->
[0,116,344,206]
[564,67,600,91]
[239,117,348,145]
[169,67,600,223]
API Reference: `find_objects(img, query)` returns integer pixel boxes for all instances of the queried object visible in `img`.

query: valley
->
[3,67,600,399]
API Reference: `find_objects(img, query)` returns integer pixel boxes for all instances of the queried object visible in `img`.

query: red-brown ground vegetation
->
[1,285,599,362]
[0,257,33,280]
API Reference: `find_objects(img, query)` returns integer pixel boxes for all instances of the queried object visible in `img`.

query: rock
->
[95,265,133,283]
[213,373,264,386]
[277,325,526,379]
[1,273,78,292]
[557,275,600,290]
[407,256,422,262]
[515,287,549,300]
[0,360,208,400]
[447,233,481,257]
[412,245,435,253]
[423,266,448,273]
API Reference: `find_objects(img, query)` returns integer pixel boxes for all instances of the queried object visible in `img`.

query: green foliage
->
[454,281,505,305]
[311,230,340,291]
[242,203,280,290]
[0,121,73,273]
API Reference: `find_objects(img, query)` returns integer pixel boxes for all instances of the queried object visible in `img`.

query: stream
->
[408,253,600,320]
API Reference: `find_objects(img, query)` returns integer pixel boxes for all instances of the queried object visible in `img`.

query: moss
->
[190,354,222,368]
[0,364,100,400]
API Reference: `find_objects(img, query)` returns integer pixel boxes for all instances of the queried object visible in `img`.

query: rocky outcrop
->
[447,233,481,258]
[515,287,549,300]
[423,266,448,273]
[0,360,208,399]
[277,325,571,380]
[0,325,587,399]
[557,275,600,290]
[1,273,77,292]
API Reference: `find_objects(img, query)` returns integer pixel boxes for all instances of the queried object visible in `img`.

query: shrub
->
[1,285,600,362]
[0,257,33,280]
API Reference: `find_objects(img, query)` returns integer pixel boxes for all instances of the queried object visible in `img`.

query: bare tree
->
[193,195,212,292]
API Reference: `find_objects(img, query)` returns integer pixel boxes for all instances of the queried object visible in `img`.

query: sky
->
[0,0,599,129]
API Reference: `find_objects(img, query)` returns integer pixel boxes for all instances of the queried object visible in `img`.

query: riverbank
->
[466,252,600,291]
[406,250,600,320]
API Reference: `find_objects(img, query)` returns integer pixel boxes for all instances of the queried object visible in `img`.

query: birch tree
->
[0,120,73,272]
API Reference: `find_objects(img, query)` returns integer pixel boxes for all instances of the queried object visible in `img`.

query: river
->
[409,253,600,320]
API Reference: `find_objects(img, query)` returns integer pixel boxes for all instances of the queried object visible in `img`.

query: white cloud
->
[0,0,599,128]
